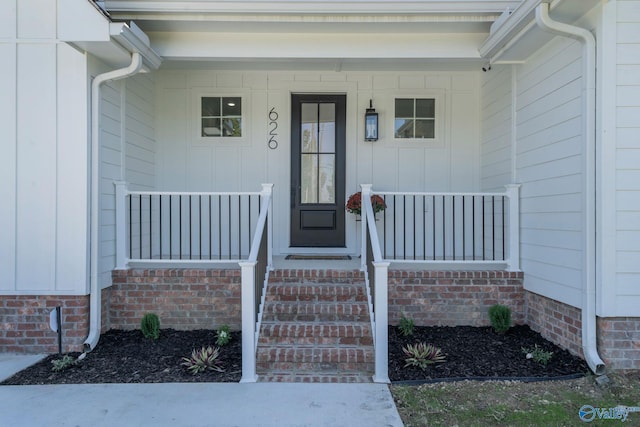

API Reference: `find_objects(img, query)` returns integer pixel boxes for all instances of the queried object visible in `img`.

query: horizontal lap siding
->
[99,74,156,289]
[516,37,584,308]
[614,0,640,315]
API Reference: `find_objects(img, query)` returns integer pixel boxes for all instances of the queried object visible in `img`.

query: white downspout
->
[84,53,143,352]
[535,3,605,375]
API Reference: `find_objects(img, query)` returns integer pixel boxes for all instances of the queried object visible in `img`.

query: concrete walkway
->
[0,355,404,427]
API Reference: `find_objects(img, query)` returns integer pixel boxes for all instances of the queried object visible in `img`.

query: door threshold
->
[285,255,352,261]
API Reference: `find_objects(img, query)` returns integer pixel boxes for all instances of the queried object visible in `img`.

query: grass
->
[390,372,640,426]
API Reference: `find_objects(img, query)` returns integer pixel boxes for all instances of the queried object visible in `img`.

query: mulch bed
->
[1,325,589,385]
[389,324,589,382]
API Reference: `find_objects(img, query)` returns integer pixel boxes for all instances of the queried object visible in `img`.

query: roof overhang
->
[479,0,601,63]
[58,0,162,70]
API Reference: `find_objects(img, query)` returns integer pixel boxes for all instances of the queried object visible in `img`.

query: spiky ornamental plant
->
[488,304,512,334]
[140,313,160,340]
[181,346,225,375]
[402,343,446,370]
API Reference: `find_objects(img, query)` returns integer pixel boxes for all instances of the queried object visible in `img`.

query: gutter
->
[535,3,605,375]
[83,22,162,352]
[84,52,143,352]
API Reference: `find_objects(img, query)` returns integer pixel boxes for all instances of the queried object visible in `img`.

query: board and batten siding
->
[154,70,480,255]
[612,0,640,315]
[98,71,156,288]
[480,65,513,191]
[0,3,89,295]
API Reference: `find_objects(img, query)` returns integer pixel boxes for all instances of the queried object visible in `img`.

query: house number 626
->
[268,108,278,149]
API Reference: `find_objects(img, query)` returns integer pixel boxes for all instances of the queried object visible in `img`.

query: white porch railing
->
[114,182,274,383]
[360,184,520,383]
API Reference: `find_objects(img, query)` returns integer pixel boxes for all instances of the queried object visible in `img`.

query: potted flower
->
[346,192,386,217]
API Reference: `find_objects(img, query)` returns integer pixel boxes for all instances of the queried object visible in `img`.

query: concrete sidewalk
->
[0,355,404,427]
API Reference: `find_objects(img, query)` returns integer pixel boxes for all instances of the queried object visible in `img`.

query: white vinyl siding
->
[98,73,156,288]
[517,37,585,308]
[613,0,640,314]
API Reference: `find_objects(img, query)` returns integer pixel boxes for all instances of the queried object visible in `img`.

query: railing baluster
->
[383,195,387,259]
[159,195,162,260]
[441,195,445,260]
[422,196,426,261]
[189,195,192,260]
[228,195,232,259]
[139,194,142,259]
[502,196,506,261]
[482,195,486,261]
[209,195,212,260]
[128,195,132,260]
[218,195,222,260]
[179,195,183,260]
[492,196,496,261]
[238,195,242,259]
[169,196,173,260]
[462,196,466,261]
[149,194,152,259]
[432,195,436,260]
[199,195,202,260]
[452,195,456,261]
[402,195,406,260]
[393,195,397,259]
[412,195,416,260]
[472,196,476,261]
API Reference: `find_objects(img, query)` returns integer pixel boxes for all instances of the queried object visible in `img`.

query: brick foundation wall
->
[0,295,89,354]
[388,270,525,326]
[109,269,242,330]
[525,291,583,358]
[598,318,640,371]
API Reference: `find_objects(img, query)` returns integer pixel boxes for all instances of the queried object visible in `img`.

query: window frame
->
[390,91,444,147]
[193,90,250,145]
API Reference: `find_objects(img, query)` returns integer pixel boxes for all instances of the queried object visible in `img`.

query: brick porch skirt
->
[1,268,639,371]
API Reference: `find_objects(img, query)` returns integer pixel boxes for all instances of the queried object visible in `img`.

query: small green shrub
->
[522,344,553,366]
[488,304,512,334]
[216,325,231,347]
[181,346,225,375]
[398,314,415,337]
[140,313,160,340]
[51,355,77,372]
[403,342,446,370]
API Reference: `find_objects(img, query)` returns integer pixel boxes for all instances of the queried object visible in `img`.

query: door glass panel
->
[318,104,335,152]
[301,154,318,203]
[301,103,318,152]
[318,154,335,203]
[299,102,336,205]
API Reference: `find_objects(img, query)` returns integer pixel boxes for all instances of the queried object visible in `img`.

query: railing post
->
[360,184,373,271]
[261,183,274,270]
[239,261,258,383]
[505,184,521,272]
[373,261,390,383]
[114,181,128,269]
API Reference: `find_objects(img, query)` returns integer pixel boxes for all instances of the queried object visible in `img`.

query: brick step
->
[256,348,374,374]
[258,374,372,383]
[265,284,367,302]
[258,322,372,346]
[261,303,369,322]
[257,274,373,383]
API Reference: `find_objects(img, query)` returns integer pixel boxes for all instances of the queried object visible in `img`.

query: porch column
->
[505,184,521,272]
[114,181,127,270]
[373,261,390,384]
[239,261,258,383]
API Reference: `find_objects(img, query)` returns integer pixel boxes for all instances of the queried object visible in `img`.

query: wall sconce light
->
[365,99,378,141]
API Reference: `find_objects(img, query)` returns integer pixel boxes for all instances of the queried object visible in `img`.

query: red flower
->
[346,192,386,215]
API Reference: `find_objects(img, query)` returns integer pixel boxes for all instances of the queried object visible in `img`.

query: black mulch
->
[1,325,589,385]
[389,324,589,383]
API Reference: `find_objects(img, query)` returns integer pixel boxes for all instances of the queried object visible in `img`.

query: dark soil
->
[389,324,589,382]
[1,325,588,385]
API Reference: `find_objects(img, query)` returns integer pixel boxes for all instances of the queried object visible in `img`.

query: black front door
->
[290,94,346,247]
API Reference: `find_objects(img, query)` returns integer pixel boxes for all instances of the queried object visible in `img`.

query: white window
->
[201,96,242,138]
[394,98,436,139]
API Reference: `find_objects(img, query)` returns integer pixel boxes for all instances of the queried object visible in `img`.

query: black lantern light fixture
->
[364,99,378,141]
